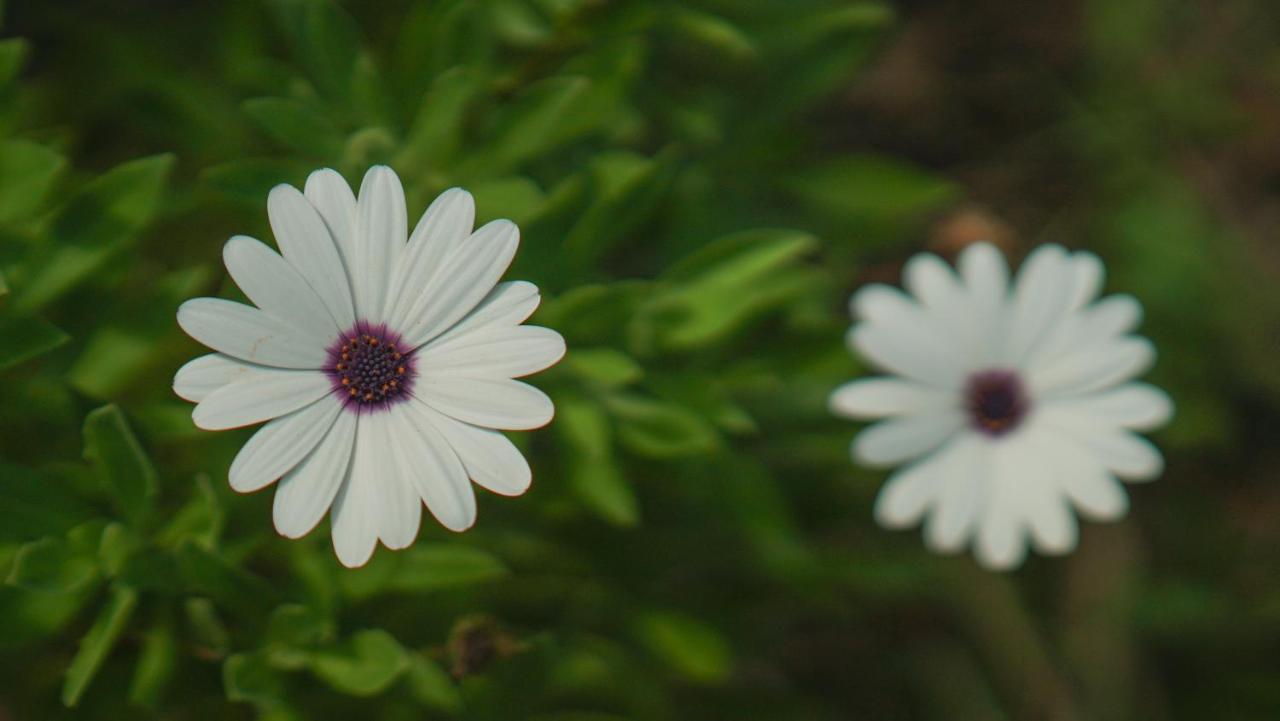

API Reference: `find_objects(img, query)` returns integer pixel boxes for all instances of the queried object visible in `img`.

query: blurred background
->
[2,0,1279,718]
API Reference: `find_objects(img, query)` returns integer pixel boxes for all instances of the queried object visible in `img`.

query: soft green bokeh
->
[1,0,1278,719]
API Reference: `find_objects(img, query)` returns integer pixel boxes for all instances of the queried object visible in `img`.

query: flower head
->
[175,166,565,567]
[831,242,1172,570]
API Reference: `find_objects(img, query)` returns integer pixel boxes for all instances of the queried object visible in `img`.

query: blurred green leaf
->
[457,75,594,177]
[667,8,758,63]
[0,37,28,88]
[185,597,231,656]
[606,394,719,459]
[83,405,158,525]
[0,461,92,542]
[491,0,552,47]
[67,326,151,399]
[244,97,345,157]
[224,651,287,707]
[632,611,732,684]
[129,615,176,708]
[471,176,547,225]
[557,397,637,526]
[7,535,98,593]
[179,542,281,619]
[340,544,508,600]
[406,653,462,711]
[562,150,676,271]
[156,475,223,550]
[15,154,173,312]
[0,313,69,370]
[62,584,138,706]
[564,348,644,388]
[266,603,335,649]
[308,629,409,696]
[270,0,362,105]
[202,157,303,203]
[396,66,482,174]
[0,139,66,223]
[785,154,957,236]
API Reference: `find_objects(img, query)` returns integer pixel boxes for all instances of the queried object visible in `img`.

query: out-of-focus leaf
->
[179,543,281,619]
[562,150,676,270]
[471,176,547,225]
[270,0,362,104]
[457,76,594,177]
[564,348,643,388]
[785,154,957,235]
[667,8,758,63]
[156,475,223,550]
[340,544,508,600]
[15,154,172,312]
[397,66,482,174]
[308,629,409,696]
[0,313,69,370]
[62,584,138,706]
[606,394,719,459]
[244,97,345,157]
[83,405,158,525]
[0,138,66,222]
[0,461,92,542]
[224,652,287,707]
[129,615,176,708]
[185,597,231,656]
[557,397,637,526]
[538,281,651,347]
[632,611,732,684]
[266,603,335,649]
[406,653,461,711]
[0,38,28,88]
[491,0,552,47]
[202,157,303,204]
[67,326,151,398]
[6,535,98,593]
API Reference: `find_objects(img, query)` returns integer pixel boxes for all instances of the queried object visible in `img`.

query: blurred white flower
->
[831,242,1172,570]
[174,166,564,567]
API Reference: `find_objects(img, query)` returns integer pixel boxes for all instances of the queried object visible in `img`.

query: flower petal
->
[974,435,1032,570]
[330,427,379,568]
[173,353,255,402]
[385,188,476,328]
[1044,382,1173,431]
[178,298,328,369]
[922,435,986,553]
[1067,251,1105,311]
[958,242,1009,319]
[874,453,942,529]
[223,235,337,339]
[853,411,964,468]
[228,396,342,492]
[415,377,554,430]
[1001,244,1075,365]
[1035,430,1129,521]
[850,324,966,389]
[362,412,422,549]
[273,410,356,539]
[426,281,541,343]
[400,219,520,349]
[304,168,357,268]
[192,368,331,430]
[418,325,566,379]
[394,402,477,531]
[416,404,532,497]
[1028,337,1156,398]
[269,184,356,330]
[829,377,950,420]
[353,165,407,323]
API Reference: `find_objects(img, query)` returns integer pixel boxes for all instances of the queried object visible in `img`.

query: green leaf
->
[83,405,158,525]
[67,326,152,398]
[0,461,92,542]
[561,150,676,270]
[0,313,69,370]
[266,603,336,649]
[457,75,594,177]
[62,584,138,706]
[605,394,719,459]
[667,8,758,63]
[632,611,732,684]
[0,37,28,88]
[564,348,643,388]
[178,543,281,620]
[243,97,345,157]
[129,615,176,708]
[340,544,508,600]
[202,157,303,203]
[0,139,66,223]
[156,475,223,550]
[396,66,482,173]
[7,536,99,593]
[270,0,362,104]
[785,154,957,236]
[491,0,552,47]
[406,653,461,711]
[185,598,231,656]
[15,154,173,312]
[308,629,410,696]
[470,176,547,225]
[224,652,287,707]
[557,397,637,526]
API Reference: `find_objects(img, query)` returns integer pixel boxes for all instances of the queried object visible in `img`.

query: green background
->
[1,0,1277,719]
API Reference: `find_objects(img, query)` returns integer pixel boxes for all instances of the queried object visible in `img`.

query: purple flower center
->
[964,369,1029,437]
[325,322,416,413]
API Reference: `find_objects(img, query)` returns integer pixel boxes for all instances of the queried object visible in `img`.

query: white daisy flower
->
[830,242,1173,570]
[174,166,565,568]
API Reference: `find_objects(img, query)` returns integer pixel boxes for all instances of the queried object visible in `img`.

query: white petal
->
[228,397,342,492]
[269,184,357,330]
[1013,441,1078,556]
[1029,337,1156,398]
[425,281,541,344]
[1001,245,1074,365]
[418,325,566,379]
[178,298,328,369]
[1035,408,1165,481]
[1067,251,1105,311]
[1045,382,1173,431]
[922,435,986,553]
[223,235,337,339]
[192,368,331,430]
[385,188,476,328]
[394,402,477,531]
[874,452,943,529]
[273,410,356,539]
[353,165,407,323]
[903,252,985,356]
[400,219,520,349]
[330,429,379,568]
[829,378,951,419]
[173,354,255,402]
[957,242,1009,319]
[850,324,965,389]
[1036,431,1129,522]
[416,404,532,497]
[853,411,964,468]
[304,169,357,268]
[414,377,554,430]
[362,412,422,549]
[974,435,1032,570]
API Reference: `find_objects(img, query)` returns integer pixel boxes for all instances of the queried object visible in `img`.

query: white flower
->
[174,166,565,568]
[830,242,1173,570]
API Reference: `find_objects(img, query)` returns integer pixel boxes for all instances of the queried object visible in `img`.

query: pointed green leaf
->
[0,37,28,87]
[457,76,593,177]
[270,0,362,104]
[224,652,287,707]
[633,611,732,684]
[0,314,69,370]
[406,653,461,711]
[557,397,637,526]
[309,629,410,696]
[605,394,719,459]
[83,405,158,524]
[0,461,93,542]
[396,66,482,173]
[202,157,303,204]
[128,615,176,708]
[7,536,99,593]
[564,348,643,388]
[0,139,66,223]
[785,154,957,235]
[340,543,508,600]
[62,584,138,706]
[244,97,345,157]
